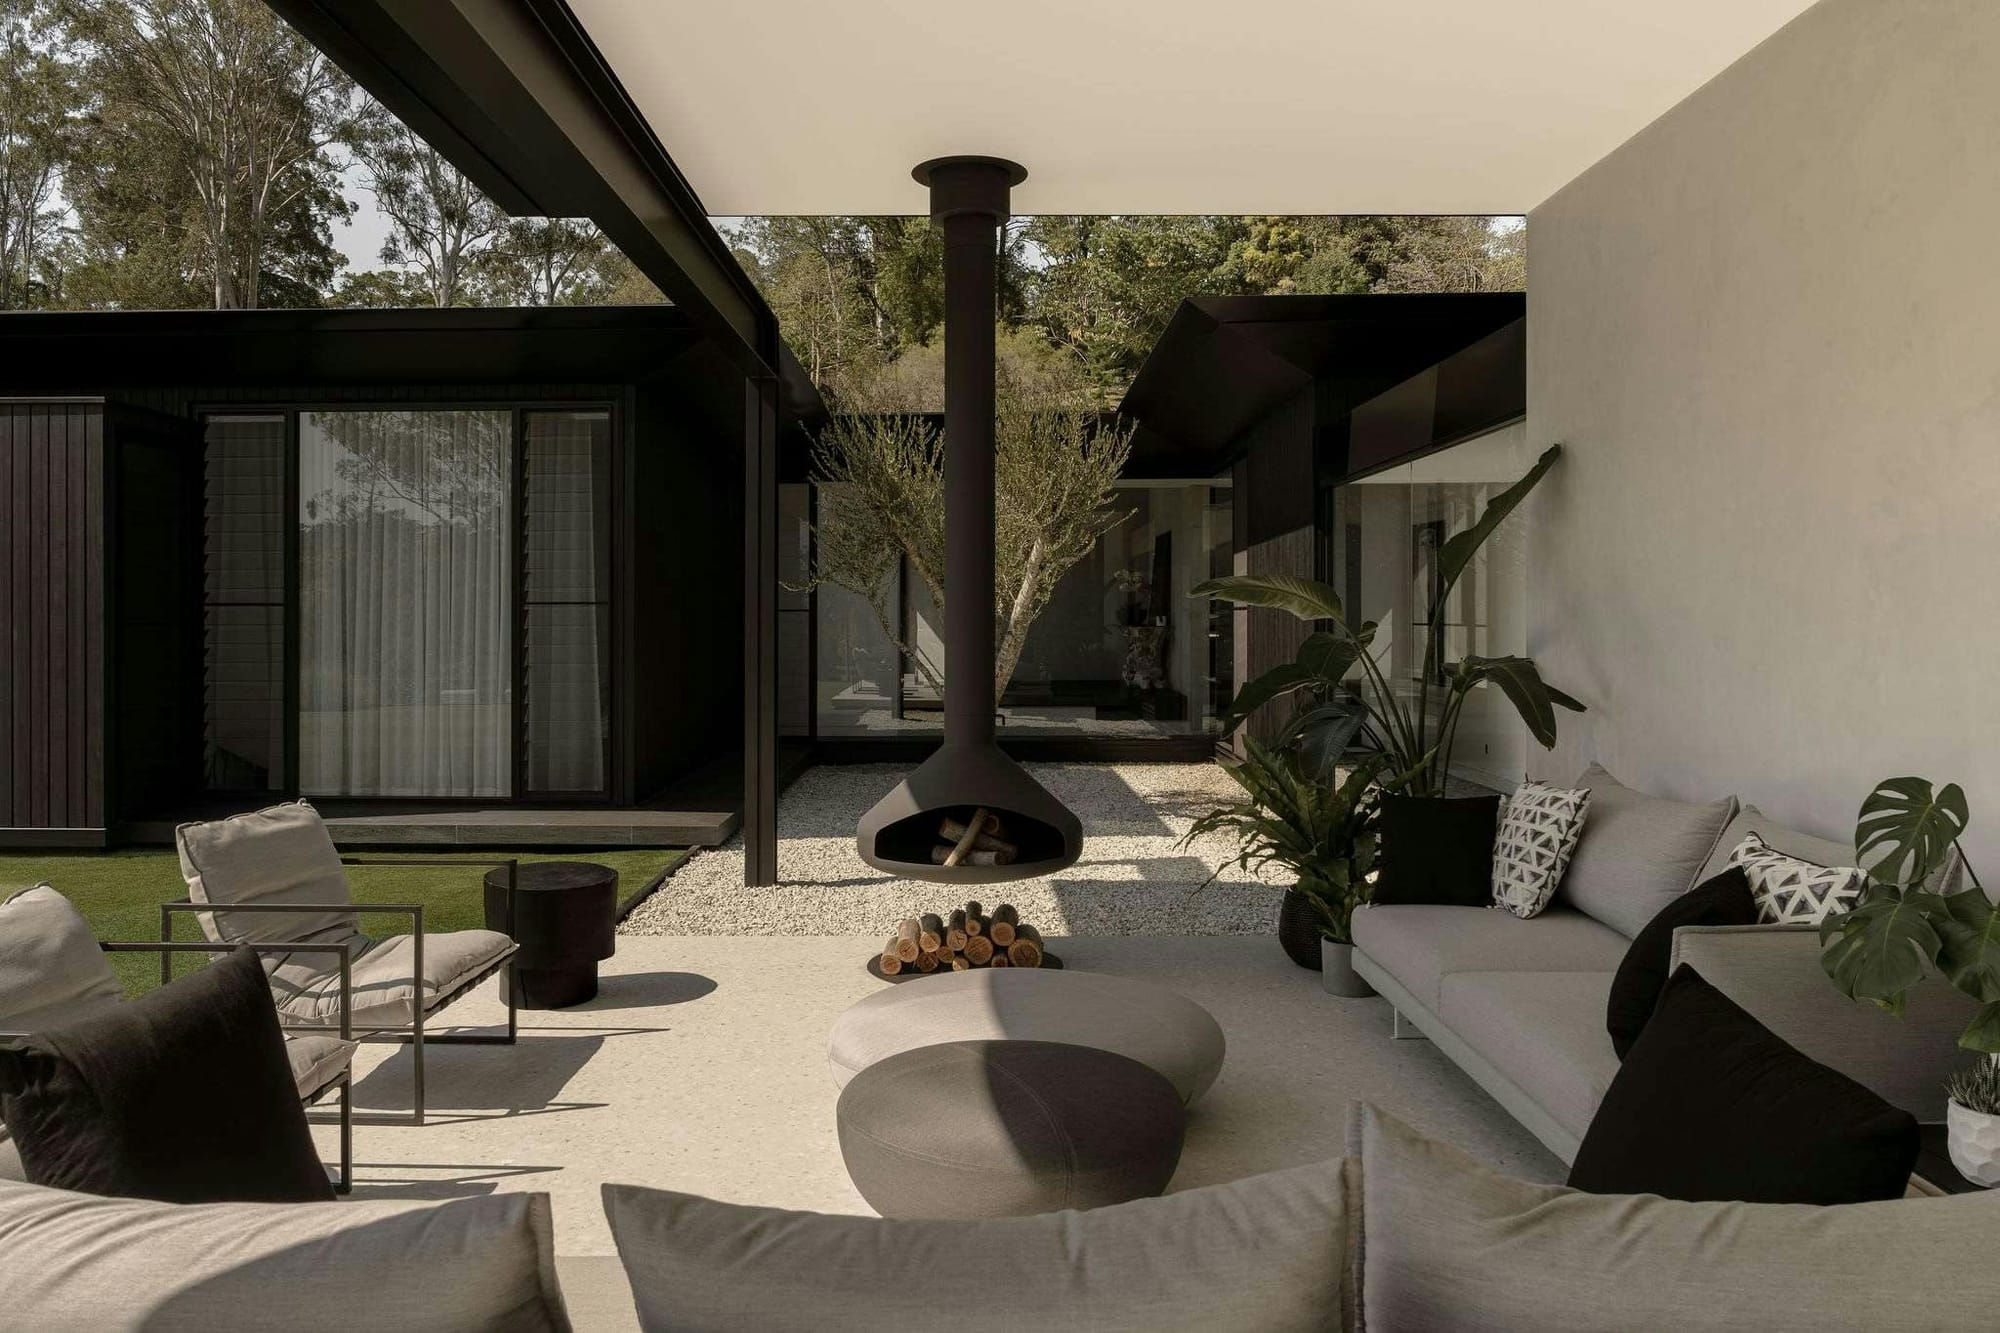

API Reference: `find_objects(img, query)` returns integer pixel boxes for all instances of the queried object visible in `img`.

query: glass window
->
[522,410,612,795]
[201,415,287,791]
[297,409,512,798]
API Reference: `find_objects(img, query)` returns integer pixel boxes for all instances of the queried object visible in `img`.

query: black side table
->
[484,861,617,1009]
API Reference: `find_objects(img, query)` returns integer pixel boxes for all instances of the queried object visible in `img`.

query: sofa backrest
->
[1556,765,1737,938]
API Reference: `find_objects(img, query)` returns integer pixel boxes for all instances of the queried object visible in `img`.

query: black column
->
[912,156,1025,749]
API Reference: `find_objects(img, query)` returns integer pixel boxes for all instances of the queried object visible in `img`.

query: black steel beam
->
[743,375,780,886]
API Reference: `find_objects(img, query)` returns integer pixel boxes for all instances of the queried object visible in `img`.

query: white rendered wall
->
[1526,0,2000,866]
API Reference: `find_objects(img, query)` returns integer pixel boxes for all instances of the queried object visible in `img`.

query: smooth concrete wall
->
[1527,0,2000,865]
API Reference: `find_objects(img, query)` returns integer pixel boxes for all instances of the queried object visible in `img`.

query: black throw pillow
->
[1371,793,1501,907]
[1569,965,1918,1204]
[1606,867,1759,1059]
[0,946,331,1203]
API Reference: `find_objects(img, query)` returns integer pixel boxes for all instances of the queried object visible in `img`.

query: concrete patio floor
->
[317,933,1562,1259]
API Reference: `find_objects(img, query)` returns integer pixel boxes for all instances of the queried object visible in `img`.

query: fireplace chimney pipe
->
[914,156,1025,747]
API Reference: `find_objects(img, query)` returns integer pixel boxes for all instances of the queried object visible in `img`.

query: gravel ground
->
[620,761,1286,937]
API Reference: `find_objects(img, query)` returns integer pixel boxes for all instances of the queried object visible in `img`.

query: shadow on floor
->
[349,1030,614,1117]
[576,970,718,1009]
[341,1161,562,1202]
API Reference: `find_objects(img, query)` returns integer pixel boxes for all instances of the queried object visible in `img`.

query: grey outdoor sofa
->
[1351,767,1977,1163]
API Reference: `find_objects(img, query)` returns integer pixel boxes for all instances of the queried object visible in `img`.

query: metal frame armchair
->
[172,803,522,1126]
[0,885,357,1194]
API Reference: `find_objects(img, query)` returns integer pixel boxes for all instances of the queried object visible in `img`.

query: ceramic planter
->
[1947,1099,2000,1188]
[1321,939,1375,997]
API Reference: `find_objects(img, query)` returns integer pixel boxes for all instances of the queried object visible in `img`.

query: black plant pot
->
[1278,890,1324,971]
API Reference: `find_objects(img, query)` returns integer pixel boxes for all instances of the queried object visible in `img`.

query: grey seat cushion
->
[176,801,361,953]
[837,1040,1186,1219]
[827,967,1226,1104]
[604,1156,1349,1333]
[275,928,517,1029]
[1439,970,1621,1145]
[0,885,125,1033]
[0,1177,570,1331]
[1558,765,1737,937]
[1352,1101,1998,1330]
[284,1034,357,1101]
[1351,905,1630,1010]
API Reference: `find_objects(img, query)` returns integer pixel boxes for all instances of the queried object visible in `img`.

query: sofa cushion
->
[275,928,517,1030]
[1438,970,1622,1145]
[604,1157,1348,1333]
[0,885,124,1033]
[1696,803,1855,886]
[0,1177,569,1332]
[1372,793,1500,906]
[1570,966,1918,1203]
[0,947,331,1204]
[1558,765,1736,937]
[284,1034,357,1102]
[1605,867,1758,1059]
[1351,905,1629,1011]
[1351,1101,1995,1332]
[1726,831,1868,925]
[175,800,359,954]
[1490,782,1590,918]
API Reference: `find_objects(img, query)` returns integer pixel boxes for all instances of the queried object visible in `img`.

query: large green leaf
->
[1191,574,1345,623]
[1433,444,1561,605]
[1279,701,1370,777]
[1296,629,1367,680]
[1855,776,1968,888]
[1220,661,1318,727]
[1935,886,2000,1004]
[1451,655,1584,749]
[1958,1001,2000,1056]
[1819,886,1944,1015]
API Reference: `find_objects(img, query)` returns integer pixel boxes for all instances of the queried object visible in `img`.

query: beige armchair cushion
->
[284,1034,357,1102]
[277,930,517,1030]
[175,801,360,954]
[0,885,125,1034]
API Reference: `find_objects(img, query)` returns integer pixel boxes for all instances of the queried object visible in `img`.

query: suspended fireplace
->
[857,157,1083,884]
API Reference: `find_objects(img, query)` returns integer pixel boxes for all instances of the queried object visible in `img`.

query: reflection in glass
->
[202,415,287,791]
[297,410,512,797]
[523,411,611,794]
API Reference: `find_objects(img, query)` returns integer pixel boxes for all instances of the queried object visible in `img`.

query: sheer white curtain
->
[298,410,512,798]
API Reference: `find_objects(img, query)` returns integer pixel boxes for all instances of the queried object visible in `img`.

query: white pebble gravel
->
[619,762,1287,938]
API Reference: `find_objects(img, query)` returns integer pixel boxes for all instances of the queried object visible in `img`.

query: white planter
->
[1947,1100,2000,1188]
[1321,940,1376,998]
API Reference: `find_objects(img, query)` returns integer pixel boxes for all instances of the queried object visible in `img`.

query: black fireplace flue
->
[856,157,1083,884]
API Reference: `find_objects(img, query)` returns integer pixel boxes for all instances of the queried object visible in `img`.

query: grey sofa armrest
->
[1670,924,1977,1122]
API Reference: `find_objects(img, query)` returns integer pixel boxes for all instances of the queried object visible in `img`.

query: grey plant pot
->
[1321,940,1376,997]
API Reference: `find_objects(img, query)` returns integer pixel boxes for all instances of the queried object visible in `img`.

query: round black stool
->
[483,861,617,1009]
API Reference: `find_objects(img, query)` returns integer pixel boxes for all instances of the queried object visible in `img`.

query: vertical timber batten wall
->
[1,400,107,846]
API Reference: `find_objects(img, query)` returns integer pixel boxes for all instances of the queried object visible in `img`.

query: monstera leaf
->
[1820,885,1945,1016]
[1450,655,1587,748]
[1957,1002,2000,1056]
[1855,776,1968,888]
[1433,444,1561,607]
[1191,574,1346,624]
[1934,886,2000,1005]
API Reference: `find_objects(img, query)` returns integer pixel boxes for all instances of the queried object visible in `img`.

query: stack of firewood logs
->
[926,808,1018,867]
[879,901,1045,976]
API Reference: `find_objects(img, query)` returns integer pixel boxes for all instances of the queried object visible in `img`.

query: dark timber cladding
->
[264,0,788,884]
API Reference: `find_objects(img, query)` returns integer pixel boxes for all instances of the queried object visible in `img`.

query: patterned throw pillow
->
[1491,782,1591,919]
[1726,832,1867,924]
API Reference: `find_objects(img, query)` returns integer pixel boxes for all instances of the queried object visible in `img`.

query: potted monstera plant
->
[1819,776,2000,1186]
[1184,738,1385,995]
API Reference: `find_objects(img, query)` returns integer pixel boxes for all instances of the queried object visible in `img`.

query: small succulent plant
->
[1945,1057,2000,1117]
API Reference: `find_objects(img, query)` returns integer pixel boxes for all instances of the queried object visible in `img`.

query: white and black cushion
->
[1726,831,1867,924]
[1491,782,1590,919]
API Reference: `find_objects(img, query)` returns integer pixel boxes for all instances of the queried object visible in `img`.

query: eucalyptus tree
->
[0,0,79,307]
[348,100,502,308]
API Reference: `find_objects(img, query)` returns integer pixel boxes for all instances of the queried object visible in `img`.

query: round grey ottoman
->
[836,1040,1186,1219]
[828,968,1226,1104]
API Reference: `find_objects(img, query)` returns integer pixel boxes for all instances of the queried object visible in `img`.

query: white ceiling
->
[566,0,1817,216]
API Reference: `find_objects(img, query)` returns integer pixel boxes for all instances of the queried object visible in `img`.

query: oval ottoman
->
[836,1040,1186,1218]
[828,968,1226,1104]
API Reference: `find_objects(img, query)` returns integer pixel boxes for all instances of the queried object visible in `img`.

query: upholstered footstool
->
[836,1040,1186,1218]
[827,968,1226,1104]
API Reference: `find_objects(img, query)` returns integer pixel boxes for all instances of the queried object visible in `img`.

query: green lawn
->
[2,847,688,997]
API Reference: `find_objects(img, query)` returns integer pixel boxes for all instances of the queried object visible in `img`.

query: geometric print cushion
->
[1725,832,1868,924]
[1491,782,1592,919]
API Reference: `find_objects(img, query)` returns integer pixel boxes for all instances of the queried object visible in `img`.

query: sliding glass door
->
[296,409,513,798]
